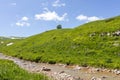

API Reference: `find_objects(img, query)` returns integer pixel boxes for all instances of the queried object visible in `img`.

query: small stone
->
[113,69,118,73]
[74,65,81,70]
[107,70,111,72]
[102,76,107,79]
[41,67,51,71]
[96,68,100,72]
[116,71,120,75]
[91,77,96,80]
[91,77,102,80]
[59,71,65,74]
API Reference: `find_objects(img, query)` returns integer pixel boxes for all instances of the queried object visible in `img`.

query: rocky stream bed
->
[0,53,120,80]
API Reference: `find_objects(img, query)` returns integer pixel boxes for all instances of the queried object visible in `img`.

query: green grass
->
[0,59,49,80]
[0,16,120,69]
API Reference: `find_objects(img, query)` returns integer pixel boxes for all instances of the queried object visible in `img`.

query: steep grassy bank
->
[0,59,49,80]
[0,16,120,69]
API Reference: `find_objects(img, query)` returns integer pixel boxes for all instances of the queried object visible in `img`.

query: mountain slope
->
[1,16,120,69]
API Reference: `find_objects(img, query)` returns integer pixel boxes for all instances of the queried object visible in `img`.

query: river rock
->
[59,71,65,74]
[91,77,102,80]
[95,68,101,72]
[116,70,120,75]
[74,65,81,70]
[101,76,107,79]
[41,67,51,71]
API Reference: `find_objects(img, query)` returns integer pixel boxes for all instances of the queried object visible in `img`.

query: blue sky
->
[0,0,120,37]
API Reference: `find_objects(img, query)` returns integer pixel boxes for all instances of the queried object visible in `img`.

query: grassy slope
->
[0,59,48,80]
[0,16,120,69]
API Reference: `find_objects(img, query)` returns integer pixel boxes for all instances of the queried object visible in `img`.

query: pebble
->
[74,65,81,70]
[101,76,107,79]
[116,70,120,75]
[59,71,65,74]
[91,77,102,80]
[41,67,51,71]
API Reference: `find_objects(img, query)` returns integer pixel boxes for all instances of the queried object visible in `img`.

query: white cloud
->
[88,16,100,21]
[21,16,29,21]
[16,22,30,27]
[35,8,67,21]
[76,14,102,22]
[76,15,87,21]
[52,0,65,7]
[16,16,30,27]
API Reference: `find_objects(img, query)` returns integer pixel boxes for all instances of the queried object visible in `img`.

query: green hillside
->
[1,16,120,69]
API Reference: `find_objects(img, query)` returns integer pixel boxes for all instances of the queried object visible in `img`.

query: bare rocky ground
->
[0,53,120,80]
